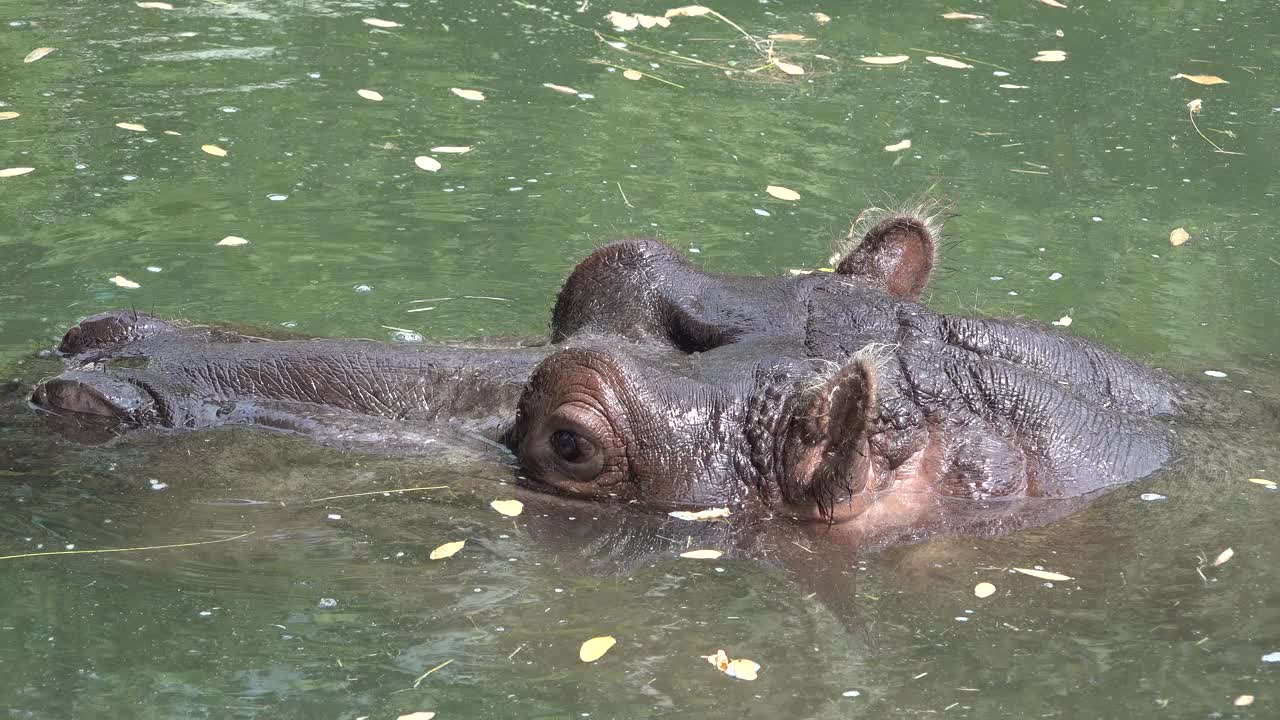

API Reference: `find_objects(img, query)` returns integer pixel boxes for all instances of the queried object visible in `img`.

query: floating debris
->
[24,47,55,63]
[217,236,248,246]
[1033,50,1068,62]
[430,146,471,154]
[884,139,912,152]
[1173,73,1228,85]
[1203,370,1228,378]
[861,55,909,65]
[1140,493,1167,502]
[109,275,141,289]
[136,2,174,9]
[357,88,384,101]
[543,83,578,94]
[0,112,19,120]
[414,156,442,172]
[201,144,227,157]
[0,167,35,178]
[774,60,805,75]
[974,582,996,598]
[490,499,524,517]
[1012,567,1072,581]
[622,69,643,81]
[1212,547,1233,566]
[579,635,616,662]
[669,507,731,521]
[942,12,982,20]
[704,649,760,681]
[116,122,147,132]
[363,18,401,28]
[1051,316,1072,327]
[766,185,800,201]
[451,88,485,101]
[679,549,724,559]
[429,540,465,560]
[926,56,972,69]
[1169,227,1190,246]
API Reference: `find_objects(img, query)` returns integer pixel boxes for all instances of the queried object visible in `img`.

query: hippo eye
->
[550,429,587,463]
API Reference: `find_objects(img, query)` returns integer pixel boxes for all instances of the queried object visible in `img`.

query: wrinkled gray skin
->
[30,212,1184,545]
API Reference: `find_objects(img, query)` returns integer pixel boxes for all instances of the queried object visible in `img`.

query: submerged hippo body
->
[30,210,1184,544]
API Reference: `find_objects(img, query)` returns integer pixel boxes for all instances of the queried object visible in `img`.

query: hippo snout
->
[31,371,158,424]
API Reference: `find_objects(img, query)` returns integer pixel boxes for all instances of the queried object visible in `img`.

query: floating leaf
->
[925,56,972,69]
[774,60,805,75]
[1012,567,1073,581]
[1187,98,1203,113]
[669,507,731,521]
[1038,0,1068,7]
[429,539,465,560]
[579,636,616,662]
[942,12,983,20]
[1235,695,1255,707]
[201,144,227,157]
[357,88,384,101]
[1169,227,1189,246]
[414,156,442,172]
[1212,547,1233,566]
[109,275,141,289]
[680,549,724,559]
[884,138,912,152]
[666,5,712,18]
[766,185,800,201]
[451,88,485,101]
[24,47,55,63]
[217,236,248,246]
[1051,315,1072,327]
[606,11,639,30]
[622,69,643,81]
[636,14,671,29]
[1033,50,1067,62]
[0,167,35,178]
[490,499,524,517]
[1248,478,1277,489]
[0,112,19,120]
[430,146,471,154]
[135,2,174,9]
[116,122,147,132]
[363,18,401,28]
[999,83,1029,89]
[703,649,760,681]
[163,130,182,135]
[543,83,578,94]
[768,33,807,41]
[861,55,909,65]
[813,12,831,23]
[397,713,436,720]
[974,582,996,598]
[1173,73,1228,86]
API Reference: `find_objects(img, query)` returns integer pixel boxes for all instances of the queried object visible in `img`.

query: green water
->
[2,0,1279,717]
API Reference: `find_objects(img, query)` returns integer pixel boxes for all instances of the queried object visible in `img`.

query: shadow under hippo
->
[29,210,1185,547]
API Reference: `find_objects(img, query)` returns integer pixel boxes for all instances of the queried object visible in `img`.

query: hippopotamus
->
[29,209,1184,544]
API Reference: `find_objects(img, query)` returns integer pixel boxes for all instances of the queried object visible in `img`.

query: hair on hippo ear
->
[831,200,951,300]
[779,357,878,521]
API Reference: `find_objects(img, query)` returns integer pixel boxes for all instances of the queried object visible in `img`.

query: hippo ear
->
[835,215,936,299]
[779,358,877,518]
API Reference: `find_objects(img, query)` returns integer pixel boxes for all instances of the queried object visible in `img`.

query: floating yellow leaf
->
[135,2,174,9]
[1173,73,1228,86]
[490,499,524,517]
[622,69,643,81]
[24,47,55,63]
[543,83,577,94]
[109,275,141,289]
[606,11,639,30]
[813,12,832,23]
[0,167,35,178]
[414,156,442,172]
[363,18,401,28]
[942,12,982,20]
[1234,695,1254,707]
[884,139,912,152]
[680,549,724,559]
[861,55,909,65]
[1033,50,1067,62]
[666,5,712,18]
[1248,478,1277,489]
[579,635,616,662]
[431,146,471,154]
[1212,547,1233,566]
[201,144,227,157]
[974,582,996,598]
[116,122,147,132]
[766,185,800,201]
[357,89,384,101]
[1169,228,1189,246]
[217,236,248,246]
[451,88,485,101]
[429,539,465,560]
[397,713,436,720]
[774,60,805,75]
[1012,567,1073,581]
[925,56,972,69]
[669,507,731,521]
[703,650,760,681]
[0,112,18,120]
[768,33,807,41]
[1038,0,1068,7]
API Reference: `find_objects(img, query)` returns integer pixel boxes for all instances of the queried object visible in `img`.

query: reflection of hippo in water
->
[30,208,1184,545]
